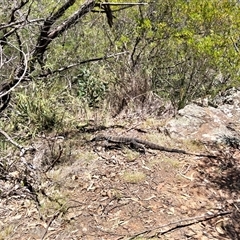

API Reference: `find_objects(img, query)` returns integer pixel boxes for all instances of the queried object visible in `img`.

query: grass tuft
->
[122,171,146,184]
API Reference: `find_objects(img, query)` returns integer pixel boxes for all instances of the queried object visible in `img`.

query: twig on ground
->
[177,172,195,181]
[44,145,63,172]
[41,210,62,240]
[128,210,232,239]
[233,203,240,212]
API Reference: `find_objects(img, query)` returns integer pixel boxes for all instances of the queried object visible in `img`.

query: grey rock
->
[165,88,240,143]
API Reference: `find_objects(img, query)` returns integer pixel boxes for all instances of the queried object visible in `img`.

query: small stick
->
[0,129,35,156]
[128,210,232,239]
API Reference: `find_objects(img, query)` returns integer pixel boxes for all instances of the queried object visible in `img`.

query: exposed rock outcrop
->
[165,88,240,145]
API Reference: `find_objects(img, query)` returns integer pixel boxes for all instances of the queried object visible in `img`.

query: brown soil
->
[0,122,240,240]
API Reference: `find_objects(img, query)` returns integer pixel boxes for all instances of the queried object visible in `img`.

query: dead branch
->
[0,0,32,43]
[99,2,148,6]
[44,145,63,173]
[38,51,129,77]
[48,0,95,39]
[0,0,139,112]
[94,2,148,13]
[9,0,30,23]
[0,129,35,156]
[0,0,96,112]
[0,18,44,31]
[0,129,22,149]
[103,0,113,27]
[128,210,232,239]
[41,210,62,240]
[32,0,96,68]
[0,41,28,111]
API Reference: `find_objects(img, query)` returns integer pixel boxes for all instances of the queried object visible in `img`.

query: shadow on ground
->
[197,145,240,240]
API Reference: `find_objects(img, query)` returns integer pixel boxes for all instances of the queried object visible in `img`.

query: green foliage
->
[1,0,240,124]
[10,82,67,135]
[76,67,108,107]
[0,136,9,153]
[142,0,240,109]
[17,95,61,131]
[100,0,240,109]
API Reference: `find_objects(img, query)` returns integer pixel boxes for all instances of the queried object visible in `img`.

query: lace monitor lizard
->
[91,135,217,158]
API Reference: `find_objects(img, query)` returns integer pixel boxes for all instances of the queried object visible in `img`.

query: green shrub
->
[11,82,66,135]
[76,67,108,108]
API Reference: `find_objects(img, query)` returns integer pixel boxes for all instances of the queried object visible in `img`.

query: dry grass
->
[121,171,146,184]
[123,148,141,162]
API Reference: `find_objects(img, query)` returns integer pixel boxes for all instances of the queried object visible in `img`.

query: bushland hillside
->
[0,1,240,239]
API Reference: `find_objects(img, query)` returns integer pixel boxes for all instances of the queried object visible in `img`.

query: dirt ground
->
[0,122,240,240]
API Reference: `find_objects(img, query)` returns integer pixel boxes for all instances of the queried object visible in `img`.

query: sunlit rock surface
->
[166,88,240,143]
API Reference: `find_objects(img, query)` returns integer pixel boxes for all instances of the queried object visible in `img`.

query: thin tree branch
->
[48,0,76,22]
[33,0,76,56]
[48,0,96,39]
[0,41,28,99]
[9,0,30,23]
[31,0,96,70]
[41,210,62,240]
[103,0,113,27]
[39,51,129,77]
[0,129,23,149]
[0,18,44,31]
[99,2,148,6]
[15,31,24,63]
[94,2,148,13]
[0,129,35,156]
